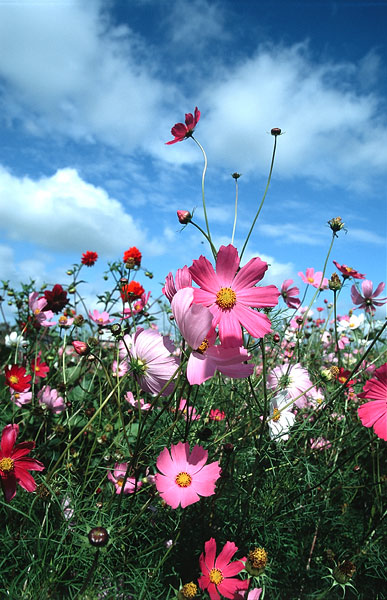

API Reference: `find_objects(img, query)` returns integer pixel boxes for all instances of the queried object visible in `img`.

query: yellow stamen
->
[9,375,19,384]
[175,472,192,488]
[307,277,314,283]
[197,338,209,354]
[116,477,124,487]
[181,582,197,598]
[216,287,236,310]
[248,547,268,569]
[209,568,223,585]
[0,457,14,473]
[272,408,281,422]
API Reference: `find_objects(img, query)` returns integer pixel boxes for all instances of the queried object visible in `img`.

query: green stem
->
[333,289,342,368]
[190,220,218,258]
[231,177,239,245]
[192,136,216,259]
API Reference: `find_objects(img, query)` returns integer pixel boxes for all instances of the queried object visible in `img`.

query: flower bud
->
[333,560,356,584]
[329,273,342,291]
[177,210,192,225]
[271,127,282,136]
[245,547,268,576]
[111,323,121,336]
[87,526,109,547]
[73,314,84,326]
[273,333,280,343]
[145,271,153,279]
[72,341,89,356]
[328,216,345,233]
[231,172,241,179]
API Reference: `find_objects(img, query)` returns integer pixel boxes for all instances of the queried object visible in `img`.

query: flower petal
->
[233,256,268,290]
[215,245,239,287]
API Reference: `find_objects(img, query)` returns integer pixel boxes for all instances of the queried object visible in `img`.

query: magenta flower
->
[298,268,328,290]
[155,442,221,509]
[107,462,142,494]
[234,589,262,600]
[28,292,55,327]
[89,309,115,325]
[118,328,180,396]
[162,266,192,303]
[267,363,313,408]
[280,279,301,309]
[177,398,201,421]
[166,107,200,144]
[198,537,249,600]
[358,363,387,441]
[189,245,279,348]
[351,280,387,314]
[37,385,66,414]
[333,261,365,280]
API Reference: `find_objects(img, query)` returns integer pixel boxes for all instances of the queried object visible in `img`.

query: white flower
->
[268,392,296,441]
[5,332,27,347]
[337,313,364,332]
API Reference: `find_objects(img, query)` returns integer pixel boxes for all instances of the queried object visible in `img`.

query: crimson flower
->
[333,261,365,280]
[351,280,387,314]
[30,352,50,379]
[198,537,249,600]
[123,247,142,268]
[4,365,31,392]
[166,107,200,144]
[335,367,356,388]
[0,424,44,502]
[44,284,68,313]
[120,281,145,302]
[81,250,98,266]
[358,363,387,441]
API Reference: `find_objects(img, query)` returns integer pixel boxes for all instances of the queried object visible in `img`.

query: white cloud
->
[348,228,386,245]
[258,223,326,246]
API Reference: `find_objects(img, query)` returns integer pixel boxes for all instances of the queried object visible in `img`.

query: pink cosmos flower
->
[310,437,332,450]
[234,588,262,600]
[118,328,180,396]
[10,389,32,407]
[125,391,152,411]
[189,245,280,348]
[267,363,313,408]
[209,409,226,421]
[351,280,387,314]
[107,462,142,494]
[333,261,365,280]
[357,363,387,441]
[177,398,201,421]
[280,279,301,309]
[198,537,249,600]
[28,292,55,327]
[122,291,150,318]
[37,385,66,414]
[162,266,192,302]
[155,442,221,509]
[166,107,200,144]
[89,309,115,325]
[171,288,254,385]
[0,424,44,502]
[298,268,328,290]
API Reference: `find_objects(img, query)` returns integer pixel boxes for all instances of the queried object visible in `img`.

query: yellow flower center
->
[59,316,67,324]
[272,408,281,422]
[197,338,209,354]
[175,472,192,488]
[9,374,19,384]
[216,287,236,310]
[248,547,268,569]
[116,477,124,487]
[34,308,41,315]
[209,568,223,585]
[307,277,314,283]
[0,457,14,473]
[181,582,197,598]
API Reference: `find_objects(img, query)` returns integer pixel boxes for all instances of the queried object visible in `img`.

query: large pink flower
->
[198,537,249,600]
[165,107,200,144]
[0,424,44,502]
[298,268,328,290]
[155,442,221,509]
[351,280,387,314]
[358,363,387,441]
[189,245,279,348]
[38,385,66,414]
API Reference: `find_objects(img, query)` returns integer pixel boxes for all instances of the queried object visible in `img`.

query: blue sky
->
[0,0,386,319]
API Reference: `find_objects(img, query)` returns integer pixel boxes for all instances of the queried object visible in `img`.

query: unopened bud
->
[273,333,280,343]
[177,210,192,225]
[73,314,84,326]
[72,341,89,356]
[271,127,282,136]
[88,526,109,548]
[111,324,121,336]
[231,172,241,179]
[329,273,342,291]
[328,216,345,233]
[145,271,153,279]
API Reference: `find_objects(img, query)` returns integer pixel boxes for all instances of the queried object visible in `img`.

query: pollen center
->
[209,568,223,585]
[116,477,124,487]
[197,338,209,354]
[9,375,19,384]
[272,408,281,422]
[216,287,236,309]
[175,472,192,487]
[0,457,14,472]
[307,277,314,283]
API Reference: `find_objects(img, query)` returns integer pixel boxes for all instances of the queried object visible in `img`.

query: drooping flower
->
[155,442,221,509]
[166,107,200,145]
[162,266,192,302]
[29,292,56,327]
[107,462,142,494]
[198,537,249,600]
[189,245,280,348]
[0,424,44,502]
[37,385,66,414]
[268,391,296,440]
[30,352,50,379]
[81,251,98,266]
[123,247,142,268]
[298,267,328,290]
[4,364,31,392]
[10,389,32,407]
[351,280,387,314]
[267,363,313,407]
[358,363,387,441]
[125,391,152,411]
[118,327,179,395]
[120,281,145,302]
[43,284,69,314]
[333,261,365,280]
[280,279,301,309]
[89,309,115,326]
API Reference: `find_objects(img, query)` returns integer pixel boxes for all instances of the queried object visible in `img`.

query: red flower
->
[335,367,356,388]
[123,247,142,268]
[4,365,31,392]
[198,537,249,600]
[30,353,50,379]
[81,251,98,266]
[0,424,44,502]
[44,284,68,314]
[333,261,365,280]
[120,281,145,302]
[166,107,200,145]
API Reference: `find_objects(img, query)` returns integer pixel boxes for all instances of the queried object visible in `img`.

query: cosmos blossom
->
[125,391,152,411]
[189,245,279,348]
[89,309,115,325]
[166,107,200,144]
[28,292,56,327]
[267,363,313,408]
[43,284,69,314]
[333,261,365,280]
[198,537,249,600]
[120,281,145,302]
[38,385,66,414]
[162,266,192,302]
[4,364,31,392]
[30,352,50,379]
[0,424,44,502]
[268,391,296,441]
[351,280,387,314]
[357,363,387,441]
[298,267,328,289]
[123,247,142,267]
[107,462,142,494]
[10,389,32,407]
[155,442,221,509]
[280,279,301,309]
[81,251,98,266]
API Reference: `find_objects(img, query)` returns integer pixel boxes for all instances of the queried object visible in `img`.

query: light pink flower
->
[351,280,387,314]
[358,363,387,441]
[89,309,115,325]
[281,279,301,309]
[155,442,221,509]
[118,328,179,396]
[234,588,262,600]
[198,537,249,600]
[162,266,192,303]
[125,391,152,411]
[267,363,313,408]
[57,314,74,328]
[298,268,328,290]
[177,398,201,421]
[107,462,142,494]
[37,385,66,414]
[310,437,332,450]
[189,245,279,348]
[28,292,55,327]
[10,389,32,407]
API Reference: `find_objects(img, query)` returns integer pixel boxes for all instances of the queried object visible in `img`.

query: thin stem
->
[190,220,218,258]
[192,136,216,259]
[231,177,239,245]
[333,289,342,368]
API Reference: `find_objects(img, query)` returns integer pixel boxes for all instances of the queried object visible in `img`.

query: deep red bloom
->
[44,284,69,313]
[166,107,200,144]
[81,251,98,266]
[333,261,365,280]
[4,365,31,392]
[120,281,145,302]
[335,367,356,388]
[30,353,50,379]
[123,247,142,267]
[358,363,387,441]
[198,537,249,600]
[0,424,44,502]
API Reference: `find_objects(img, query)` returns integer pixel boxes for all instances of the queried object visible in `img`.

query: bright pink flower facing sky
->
[155,442,221,509]
[0,424,44,502]
[89,309,115,325]
[198,537,249,600]
[298,267,328,289]
[351,280,387,314]
[189,245,279,348]
[358,363,387,441]
[165,107,200,144]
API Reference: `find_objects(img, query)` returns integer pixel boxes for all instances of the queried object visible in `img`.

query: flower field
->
[1,109,386,600]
